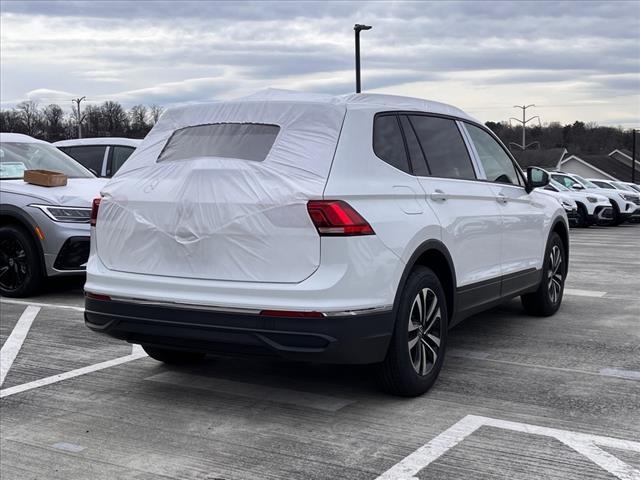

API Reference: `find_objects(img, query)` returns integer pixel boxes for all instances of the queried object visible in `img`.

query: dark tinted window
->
[408,116,476,180]
[466,124,521,185]
[373,115,410,173]
[110,146,135,175]
[60,145,106,175]
[158,123,279,163]
[399,116,429,176]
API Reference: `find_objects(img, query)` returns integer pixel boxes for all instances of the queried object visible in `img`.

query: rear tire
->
[379,266,448,397]
[521,232,566,317]
[0,224,44,298]
[142,345,206,364]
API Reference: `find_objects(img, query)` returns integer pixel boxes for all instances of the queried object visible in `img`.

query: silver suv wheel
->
[408,288,442,376]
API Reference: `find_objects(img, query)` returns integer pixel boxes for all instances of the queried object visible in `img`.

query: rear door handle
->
[430,189,448,202]
[496,193,508,204]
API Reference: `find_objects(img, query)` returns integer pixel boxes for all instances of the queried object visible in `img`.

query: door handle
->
[496,193,508,204]
[430,189,448,202]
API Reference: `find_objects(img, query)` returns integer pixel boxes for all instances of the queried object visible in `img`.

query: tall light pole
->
[632,128,637,184]
[509,104,541,151]
[72,96,86,139]
[354,24,372,93]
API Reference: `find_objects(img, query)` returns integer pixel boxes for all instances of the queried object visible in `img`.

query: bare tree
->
[43,104,66,141]
[15,100,43,136]
[128,104,149,137]
[149,104,164,125]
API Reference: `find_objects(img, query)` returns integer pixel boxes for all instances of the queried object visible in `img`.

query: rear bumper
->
[84,297,394,364]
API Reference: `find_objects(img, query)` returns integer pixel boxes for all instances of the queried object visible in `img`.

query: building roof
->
[562,152,640,182]
[54,137,142,148]
[511,147,567,169]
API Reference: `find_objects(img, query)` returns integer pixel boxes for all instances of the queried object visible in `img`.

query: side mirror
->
[571,184,585,190]
[526,167,549,193]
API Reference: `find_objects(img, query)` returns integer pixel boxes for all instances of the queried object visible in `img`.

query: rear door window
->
[465,124,522,185]
[60,145,106,175]
[408,115,476,180]
[158,123,280,163]
[373,114,411,174]
[109,146,136,176]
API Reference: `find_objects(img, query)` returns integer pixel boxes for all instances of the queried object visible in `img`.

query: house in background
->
[560,149,640,182]
[510,146,639,183]
[511,147,567,171]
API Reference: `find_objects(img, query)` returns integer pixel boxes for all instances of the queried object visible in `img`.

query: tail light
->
[90,198,101,227]
[307,200,374,236]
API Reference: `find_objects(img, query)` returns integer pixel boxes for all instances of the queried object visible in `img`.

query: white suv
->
[84,91,568,396]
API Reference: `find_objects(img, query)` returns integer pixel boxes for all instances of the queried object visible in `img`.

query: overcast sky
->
[1,0,639,126]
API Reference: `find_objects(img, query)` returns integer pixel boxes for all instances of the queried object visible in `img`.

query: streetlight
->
[354,24,372,94]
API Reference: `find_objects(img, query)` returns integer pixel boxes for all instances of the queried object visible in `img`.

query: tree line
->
[0,100,635,155]
[0,100,163,142]
[485,121,636,154]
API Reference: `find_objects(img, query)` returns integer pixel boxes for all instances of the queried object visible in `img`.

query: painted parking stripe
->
[0,298,84,312]
[375,415,640,480]
[0,306,40,386]
[600,368,640,381]
[564,288,607,298]
[0,344,146,399]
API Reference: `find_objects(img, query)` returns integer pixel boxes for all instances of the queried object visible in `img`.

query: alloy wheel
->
[547,245,563,304]
[407,288,442,376]
[0,237,29,292]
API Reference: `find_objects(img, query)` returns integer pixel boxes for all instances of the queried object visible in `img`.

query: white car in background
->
[551,172,638,225]
[543,178,612,227]
[54,137,141,178]
[622,182,640,194]
[587,178,640,223]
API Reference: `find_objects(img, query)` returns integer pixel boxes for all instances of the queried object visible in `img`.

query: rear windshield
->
[158,123,280,163]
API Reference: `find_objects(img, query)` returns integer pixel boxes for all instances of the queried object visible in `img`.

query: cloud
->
[1,1,638,126]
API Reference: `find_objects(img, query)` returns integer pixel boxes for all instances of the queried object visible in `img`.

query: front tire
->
[142,345,206,364]
[521,232,566,316]
[379,267,448,397]
[0,224,44,298]
[576,204,590,228]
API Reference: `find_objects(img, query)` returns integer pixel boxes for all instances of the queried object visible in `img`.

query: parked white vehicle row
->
[542,178,612,227]
[551,171,639,225]
[54,137,141,178]
[83,91,569,397]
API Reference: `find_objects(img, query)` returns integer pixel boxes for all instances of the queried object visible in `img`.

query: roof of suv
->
[54,137,142,148]
[0,132,48,144]
[164,89,478,123]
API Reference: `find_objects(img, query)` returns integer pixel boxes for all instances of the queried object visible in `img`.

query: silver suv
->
[0,133,106,297]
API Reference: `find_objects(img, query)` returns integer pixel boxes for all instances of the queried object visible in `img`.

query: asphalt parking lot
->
[1,224,639,480]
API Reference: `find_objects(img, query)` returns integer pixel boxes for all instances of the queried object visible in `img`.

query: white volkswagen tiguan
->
[84,91,568,396]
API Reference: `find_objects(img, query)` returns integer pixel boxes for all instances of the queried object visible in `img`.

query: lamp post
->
[632,128,637,184]
[354,24,372,93]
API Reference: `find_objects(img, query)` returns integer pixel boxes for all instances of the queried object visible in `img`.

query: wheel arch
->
[0,207,47,277]
[393,240,457,326]
[551,216,569,268]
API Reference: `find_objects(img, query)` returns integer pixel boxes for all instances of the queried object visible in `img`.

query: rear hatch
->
[95,99,346,283]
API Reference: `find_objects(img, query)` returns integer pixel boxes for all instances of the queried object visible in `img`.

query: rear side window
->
[158,123,280,163]
[110,146,135,175]
[465,124,522,185]
[60,145,106,175]
[408,115,476,180]
[399,116,429,176]
[373,115,410,173]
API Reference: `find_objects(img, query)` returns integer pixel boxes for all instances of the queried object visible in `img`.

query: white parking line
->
[564,288,607,298]
[0,298,84,312]
[0,344,146,399]
[0,306,40,386]
[375,415,640,480]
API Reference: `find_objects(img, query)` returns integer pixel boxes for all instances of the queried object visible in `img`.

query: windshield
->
[612,181,636,192]
[0,142,94,180]
[550,179,570,191]
[571,174,598,188]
